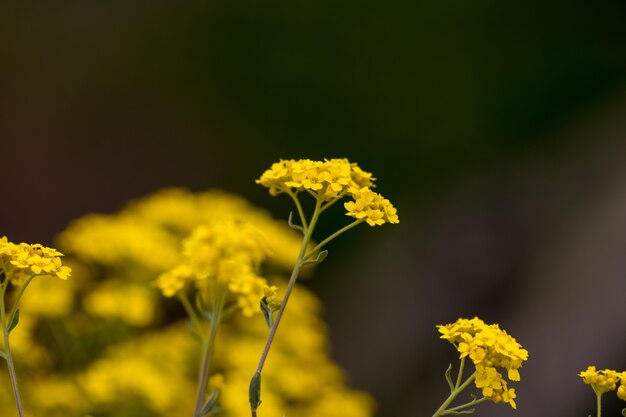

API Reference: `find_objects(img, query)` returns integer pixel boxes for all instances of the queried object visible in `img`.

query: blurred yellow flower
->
[0,187,376,417]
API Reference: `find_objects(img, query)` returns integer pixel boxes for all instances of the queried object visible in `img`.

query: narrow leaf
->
[287,212,303,232]
[199,389,220,417]
[443,409,475,415]
[249,371,262,412]
[7,309,19,333]
[444,363,454,393]
[260,297,273,329]
[303,250,328,266]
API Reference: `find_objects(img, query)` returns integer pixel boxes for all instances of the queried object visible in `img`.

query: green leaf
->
[287,212,304,233]
[302,250,328,266]
[199,389,220,417]
[7,309,19,333]
[444,363,454,392]
[260,297,273,329]
[249,371,262,412]
[443,409,475,415]
[0,349,6,360]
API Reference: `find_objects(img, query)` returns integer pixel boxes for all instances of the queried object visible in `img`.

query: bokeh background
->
[2,1,626,416]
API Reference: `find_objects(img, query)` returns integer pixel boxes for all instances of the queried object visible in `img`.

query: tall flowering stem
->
[251,158,399,416]
[0,236,72,417]
[252,197,322,383]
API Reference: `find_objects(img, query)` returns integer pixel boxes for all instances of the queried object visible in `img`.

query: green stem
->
[454,357,465,390]
[192,286,226,417]
[249,197,323,416]
[178,292,204,339]
[443,396,488,413]
[303,219,363,261]
[6,275,35,331]
[597,393,602,417]
[0,279,25,417]
[432,372,476,417]
[318,192,345,214]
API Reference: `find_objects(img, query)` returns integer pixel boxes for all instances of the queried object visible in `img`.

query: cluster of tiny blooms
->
[437,317,529,409]
[1,188,375,417]
[579,366,626,400]
[256,158,399,226]
[57,188,303,271]
[155,220,280,316]
[0,236,71,284]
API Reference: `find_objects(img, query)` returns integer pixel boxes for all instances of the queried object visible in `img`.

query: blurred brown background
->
[2,1,626,416]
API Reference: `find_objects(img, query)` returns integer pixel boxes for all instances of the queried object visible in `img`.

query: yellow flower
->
[84,282,156,326]
[437,317,527,409]
[579,366,625,397]
[258,158,398,226]
[0,236,71,283]
[25,187,375,417]
[258,158,369,197]
[156,220,275,318]
[263,285,282,310]
[344,187,399,226]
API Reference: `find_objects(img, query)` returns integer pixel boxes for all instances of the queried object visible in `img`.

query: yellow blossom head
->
[155,220,274,317]
[257,158,399,226]
[579,366,626,399]
[437,317,528,409]
[0,236,71,284]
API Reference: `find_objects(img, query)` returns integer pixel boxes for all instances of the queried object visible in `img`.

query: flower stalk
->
[193,286,227,417]
[251,158,399,416]
[0,274,26,417]
[432,358,481,417]
[249,197,322,416]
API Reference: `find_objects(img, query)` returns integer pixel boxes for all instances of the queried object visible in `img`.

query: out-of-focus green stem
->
[192,287,226,417]
[0,275,26,417]
[178,292,203,339]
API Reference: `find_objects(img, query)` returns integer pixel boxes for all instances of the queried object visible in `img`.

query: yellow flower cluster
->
[256,158,399,226]
[84,282,156,326]
[0,236,71,284]
[79,325,196,415]
[344,186,399,226]
[438,317,529,409]
[1,188,374,417]
[579,366,626,400]
[57,188,303,271]
[156,220,277,317]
